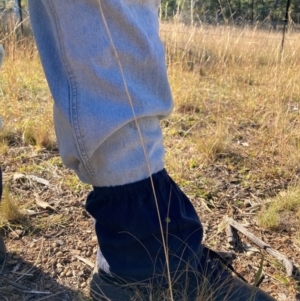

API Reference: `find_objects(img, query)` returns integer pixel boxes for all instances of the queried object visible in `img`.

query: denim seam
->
[48,1,96,182]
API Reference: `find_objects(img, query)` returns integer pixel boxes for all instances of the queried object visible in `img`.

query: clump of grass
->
[23,125,54,150]
[258,187,300,230]
[23,127,37,146]
[194,120,231,163]
[0,123,55,150]
[0,127,22,146]
[35,127,55,150]
[0,141,8,155]
[0,186,24,225]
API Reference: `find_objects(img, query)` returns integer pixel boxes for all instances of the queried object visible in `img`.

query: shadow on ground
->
[0,249,92,301]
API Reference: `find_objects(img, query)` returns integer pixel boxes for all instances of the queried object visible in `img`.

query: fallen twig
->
[226,224,236,246]
[72,254,94,268]
[25,210,49,217]
[4,279,50,294]
[226,217,293,277]
[35,292,67,301]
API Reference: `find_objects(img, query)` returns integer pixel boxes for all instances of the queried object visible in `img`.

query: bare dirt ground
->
[0,139,299,301]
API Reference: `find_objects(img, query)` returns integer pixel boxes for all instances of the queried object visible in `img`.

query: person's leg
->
[87,169,203,278]
[28,1,276,300]
[28,0,202,286]
[28,0,173,187]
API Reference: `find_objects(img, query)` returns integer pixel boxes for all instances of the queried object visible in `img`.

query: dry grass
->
[161,21,300,189]
[0,48,55,150]
[160,25,300,265]
[0,186,24,226]
[0,20,300,300]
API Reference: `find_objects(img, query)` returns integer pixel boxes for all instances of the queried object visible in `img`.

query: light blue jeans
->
[28,0,174,187]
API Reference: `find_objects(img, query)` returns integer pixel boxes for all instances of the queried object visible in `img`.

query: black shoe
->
[90,247,277,301]
[196,247,276,301]
[90,265,151,301]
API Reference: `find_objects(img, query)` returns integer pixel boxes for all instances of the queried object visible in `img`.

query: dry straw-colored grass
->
[160,22,300,236]
[0,186,23,226]
[161,23,300,173]
[0,45,54,149]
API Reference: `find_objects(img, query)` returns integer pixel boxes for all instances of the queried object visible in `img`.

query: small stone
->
[80,282,87,288]
[72,250,81,255]
[51,258,57,265]
[66,270,73,277]
[73,265,79,271]
[56,240,64,246]
[51,242,59,248]
[53,247,60,254]
[14,230,23,237]
[56,251,63,257]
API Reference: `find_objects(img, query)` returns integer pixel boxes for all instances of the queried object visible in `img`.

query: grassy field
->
[0,21,300,300]
[161,23,300,231]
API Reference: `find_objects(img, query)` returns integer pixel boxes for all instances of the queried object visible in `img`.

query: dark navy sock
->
[86,169,203,284]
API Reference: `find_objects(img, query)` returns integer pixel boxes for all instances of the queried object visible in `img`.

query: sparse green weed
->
[259,187,300,230]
